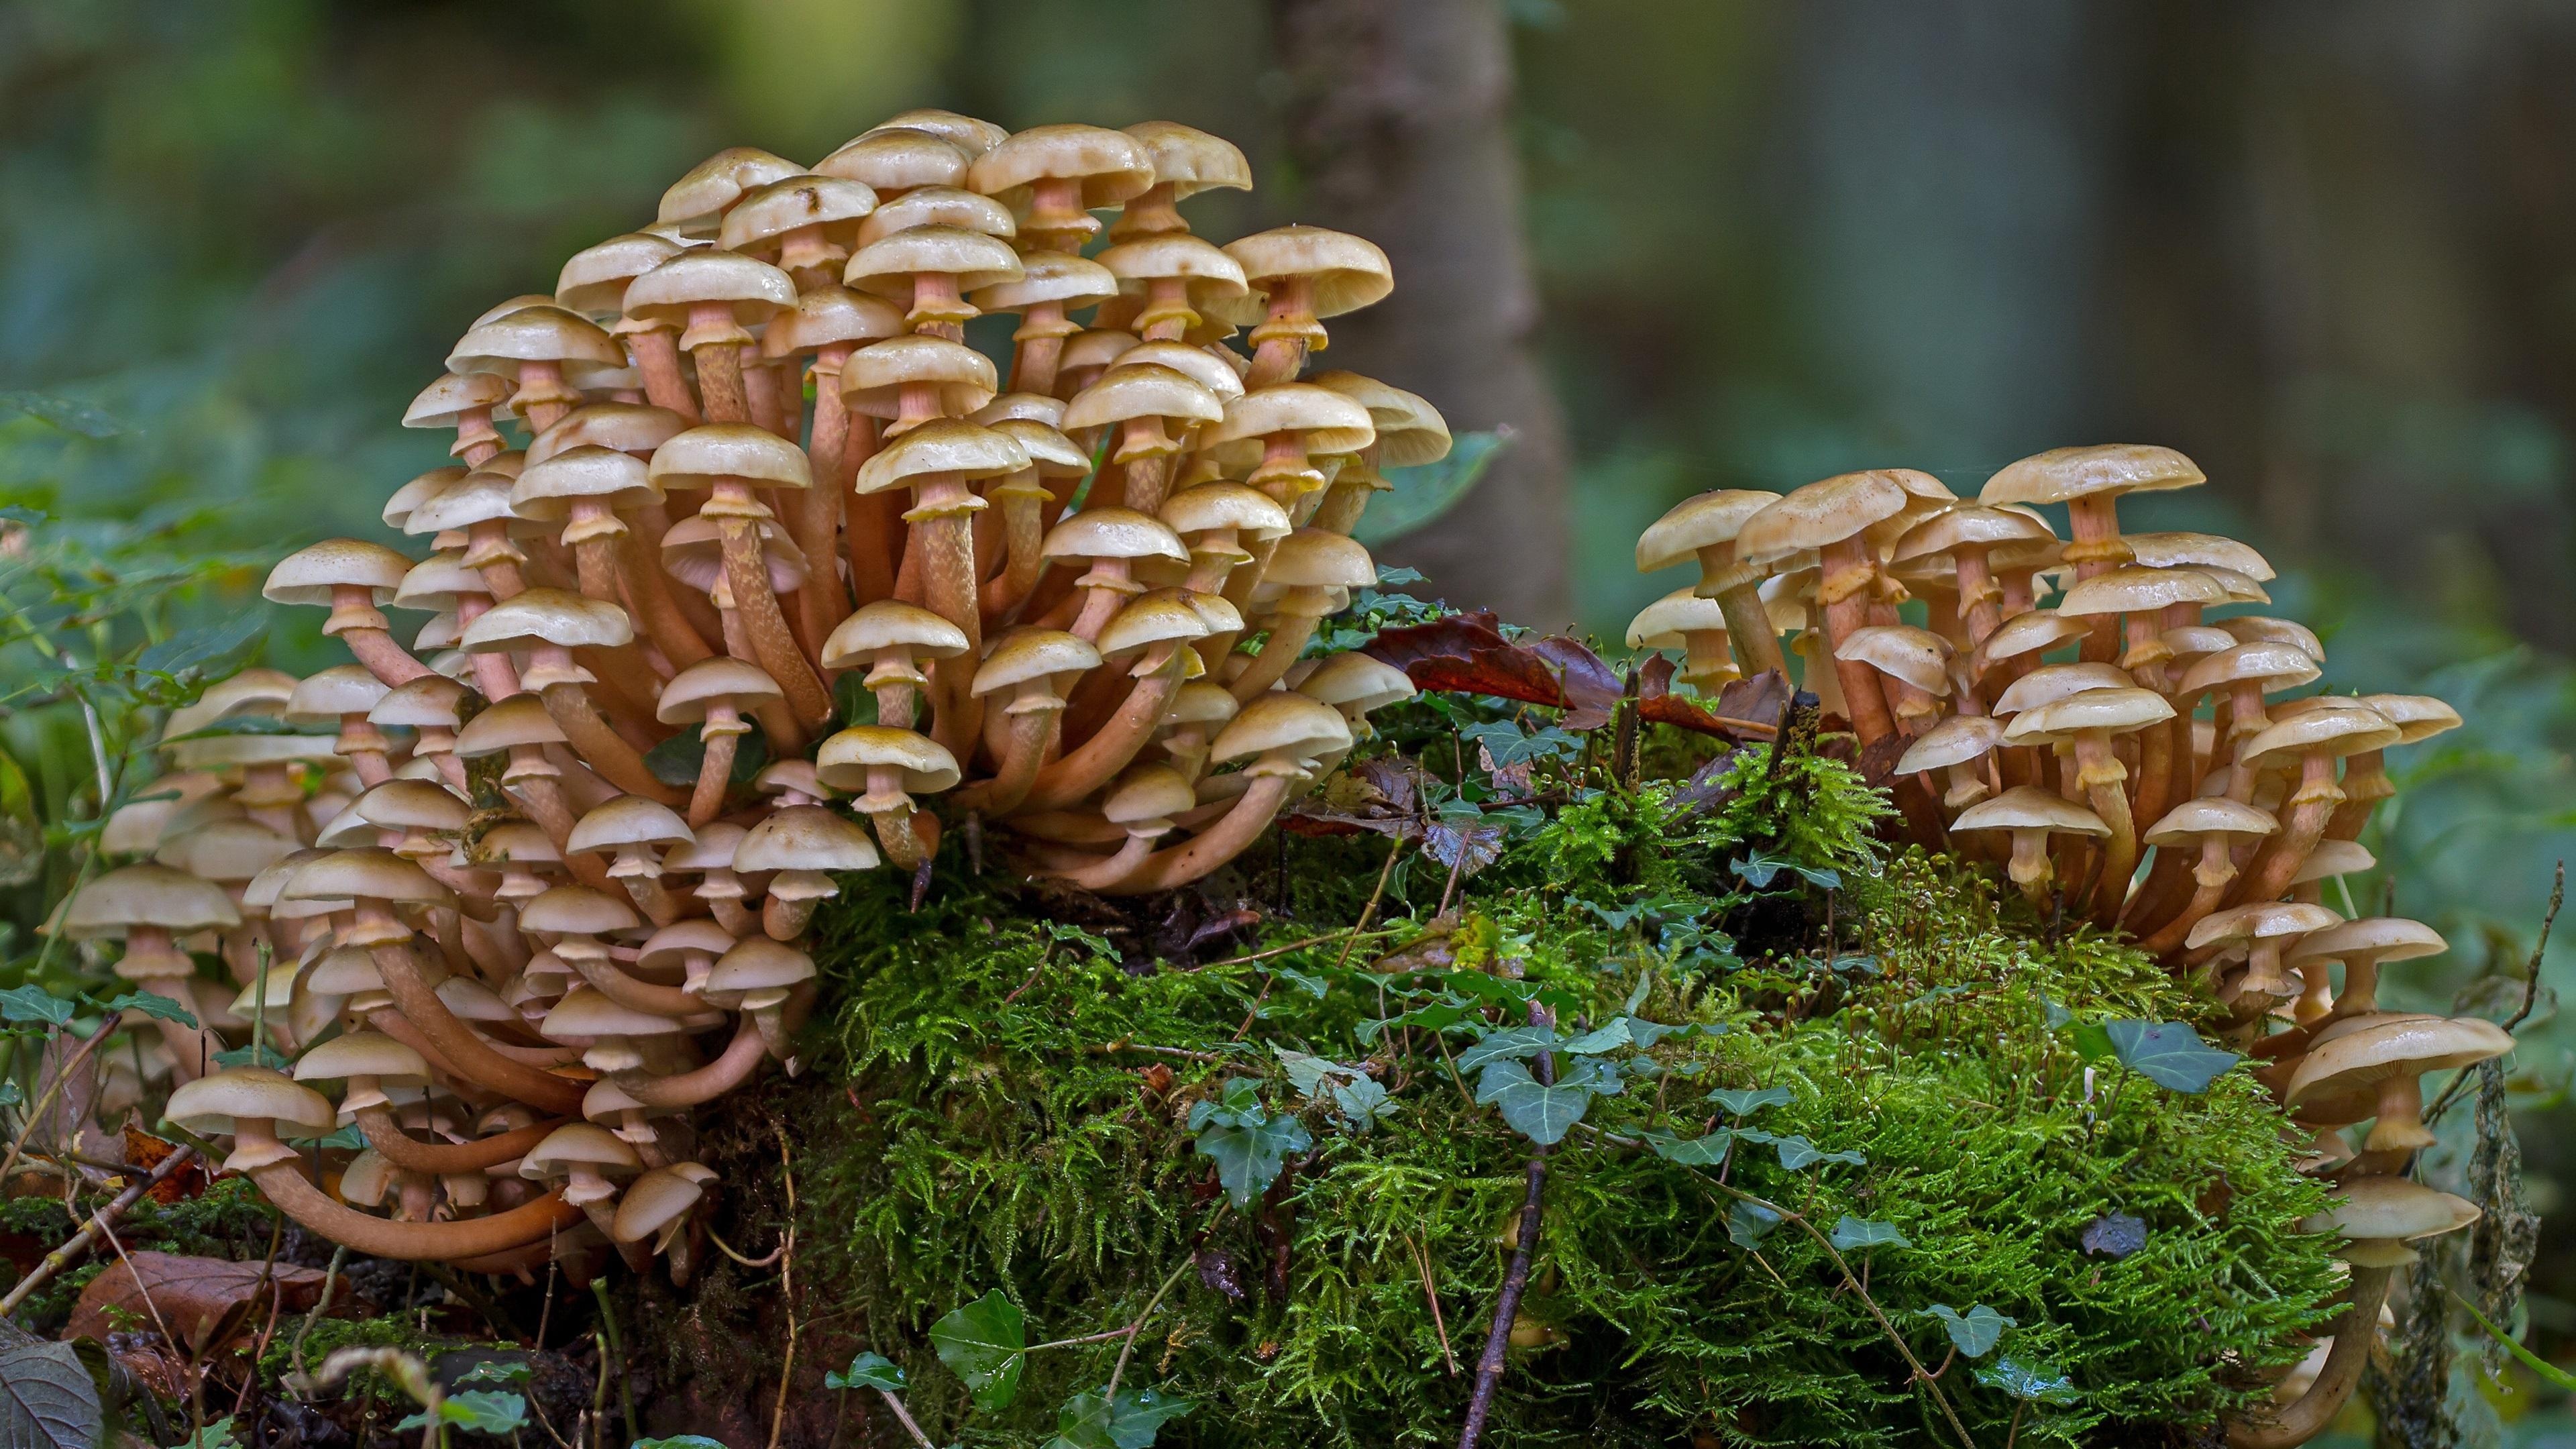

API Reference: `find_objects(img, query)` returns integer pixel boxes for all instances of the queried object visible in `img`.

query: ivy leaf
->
[134,615,265,679]
[177,1417,242,1449]
[930,1290,1026,1411]
[1558,1016,1682,1055]
[0,390,123,438]
[2067,1023,2116,1061]
[454,1360,529,1386]
[0,1336,105,1449]
[1350,429,1508,547]
[2103,1020,2239,1093]
[1974,1358,2080,1404]
[1829,1216,1910,1252]
[824,1352,906,1392]
[1273,1048,1358,1098]
[1731,851,1841,892]
[1472,1059,1597,1145]
[103,992,199,1029]
[1642,1128,1731,1167]
[1735,1130,1864,1171]
[396,1391,527,1435]
[0,986,74,1028]
[1725,1199,1782,1249]
[1328,1077,1397,1132]
[632,1440,731,1449]
[1191,1086,1312,1207]
[1919,1304,2016,1360]
[1456,1025,1558,1073]
[212,1042,291,1070]
[1705,1085,1792,1119]
[1044,1386,1196,1449]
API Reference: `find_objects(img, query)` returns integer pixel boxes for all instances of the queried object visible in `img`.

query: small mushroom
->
[815,727,960,871]
[2286,1015,2512,1157]
[655,658,786,826]
[1949,787,2108,907]
[702,937,820,1063]
[735,806,880,939]
[2286,918,2446,1026]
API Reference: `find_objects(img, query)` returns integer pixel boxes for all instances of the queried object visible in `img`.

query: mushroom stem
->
[1228,613,1322,703]
[792,360,854,656]
[1245,275,1315,387]
[2327,749,2394,843]
[368,946,587,1115]
[618,529,718,668]
[2005,828,2055,907]
[2223,1265,2394,1449]
[1816,537,1896,744]
[688,729,738,828]
[716,519,833,728]
[1015,663,1185,815]
[981,474,1052,623]
[2229,753,2343,908]
[2061,495,2127,663]
[536,682,685,806]
[692,335,749,425]
[960,706,1059,818]
[1100,772,1297,896]
[861,801,935,873]
[560,949,713,1020]
[247,1160,584,1262]
[2136,843,2238,956]
[354,1104,564,1174]
[1044,833,1157,892]
[628,329,700,424]
[619,994,808,1108]
[1010,305,1071,397]
[2071,733,2139,925]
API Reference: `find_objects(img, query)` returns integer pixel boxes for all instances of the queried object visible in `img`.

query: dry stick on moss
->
[1104,1252,1199,1403]
[286,1245,348,1385]
[1406,1233,1460,1375]
[0,1142,199,1314]
[2424,859,2561,1132]
[231,1210,290,1415]
[1458,1004,1554,1449]
[765,1125,802,1449]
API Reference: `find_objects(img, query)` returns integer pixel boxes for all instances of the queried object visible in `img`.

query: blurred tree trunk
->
[1268,0,1573,628]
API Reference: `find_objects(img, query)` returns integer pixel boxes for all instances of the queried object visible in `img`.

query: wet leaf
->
[1044,1385,1196,1449]
[1829,1216,1909,1252]
[2080,1213,2147,1259]
[1642,1128,1731,1166]
[930,1290,1026,1411]
[0,986,72,1028]
[823,1352,906,1392]
[2104,1020,2239,1093]
[0,390,122,438]
[66,1252,343,1348]
[1350,429,1507,547]
[1706,1085,1793,1119]
[1919,1303,2016,1359]
[1725,1199,1782,1249]
[1974,1357,2080,1404]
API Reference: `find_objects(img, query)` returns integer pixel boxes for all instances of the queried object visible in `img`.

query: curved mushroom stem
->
[560,950,715,1021]
[2137,843,2239,957]
[534,682,684,806]
[1100,771,1297,896]
[2060,494,2128,663]
[861,801,934,873]
[2004,828,2055,908]
[981,474,1053,623]
[959,704,1059,818]
[368,945,587,1115]
[618,991,810,1108]
[248,1161,585,1261]
[1817,536,1896,744]
[616,529,718,668]
[1246,275,1316,388]
[2224,1265,2394,1449]
[909,476,989,753]
[1228,612,1322,704]
[2072,733,2139,926]
[627,328,700,424]
[1044,832,1158,892]
[2229,753,2343,908]
[325,584,435,688]
[792,356,854,657]
[689,722,740,828]
[716,519,833,729]
[1015,659,1185,816]
[355,1104,564,1174]
[2327,749,2394,843]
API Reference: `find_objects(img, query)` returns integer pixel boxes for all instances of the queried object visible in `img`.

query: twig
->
[1336,840,1407,973]
[1088,1042,1234,1063]
[231,1210,289,1415]
[1405,1234,1459,1375]
[0,1143,199,1313]
[705,1224,786,1268]
[1191,929,1386,973]
[1458,1004,1554,1449]
[590,1279,635,1449]
[2426,859,2561,1131]
[871,1387,936,1449]
[288,1246,348,1387]
[1105,1252,1197,1403]
[765,1126,802,1449]
[0,1014,121,1189]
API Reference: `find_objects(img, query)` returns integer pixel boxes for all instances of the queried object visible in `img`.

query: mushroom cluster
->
[60,113,1436,1285]
[1631,451,2498,1447]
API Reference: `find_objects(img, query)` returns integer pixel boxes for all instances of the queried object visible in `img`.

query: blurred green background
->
[6,0,2576,1440]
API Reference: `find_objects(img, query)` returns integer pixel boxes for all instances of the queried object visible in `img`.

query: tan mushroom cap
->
[873,109,1010,156]
[612,1165,706,1248]
[61,863,241,938]
[2187,900,2341,953]
[2053,566,2230,619]
[1631,490,1778,573]
[1210,692,1351,771]
[2143,797,2277,846]
[974,629,1102,696]
[286,848,453,906]
[840,336,1000,420]
[1989,662,2133,718]
[1896,714,2004,775]
[1297,652,1417,713]
[286,665,390,725]
[511,445,661,521]
[736,805,880,873]
[2177,641,2322,697]
[404,464,538,537]
[1105,764,1197,828]
[1890,504,2057,564]
[517,885,641,941]
[555,233,686,319]
[816,726,963,796]
[1951,787,2109,838]
[461,588,635,654]
[663,822,746,875]
[1835,625,1953,695]
[1120,341,1246,401]
[1735,471,1913,566]
[2291,839,2376,884]
[1219,226,1394,319]
[520,1122,643,1193]
[2241,704,2402,765]
[2355,694,2462,746]
[706,936,819,996]
[1973,609,2091,669]
[353,779,468,835]
[2001,686,2174,745]
[2301,1176,2481,1267]
[164,669,297,741]
[854,419,1029,495]
[623,251,798,339]
[855,186,1020,244]
[447,305,626,381]
[971,250,1120,315]
[1625,588,1732,649]
[1098,593,1215,657]
[1202,384,1377,459]
[454,696,567,757]
[293,1032,431,1116]
[981,419,1084,477]
[2217,615,2326,659]
[821,600,971,673]
[969,123,1156,211]
[541,986,685,1044]
[1979,444,2204,508]
[638,919,737,976]
[843,225,1024,299]
[2288,918,2447,966]
[972,392,1069,429]
[761,286,907,359]
[570,796,694,856]
[2286,1014,2512,1108]
[1042,508,1189,569]
[391,553,487,613]
[404,375,511,431]
[1122,121,1252,197]
[1065,364,1228,432]
[166,1067,338,1169]
[1308,371,1448,466]
[718,174,878,253]
[382,466,466,530]
[649,423,814,492]
[368,675,466,731]
[2118,531,2275,581]
[1097,233,1250,307]
[1161,483,1292,546]
[658,146,802,231]
[659,515,808,596]
[812,127,971,195]
[264,539,414,607]
[1164,681,1240,729]
[657,657,785,724]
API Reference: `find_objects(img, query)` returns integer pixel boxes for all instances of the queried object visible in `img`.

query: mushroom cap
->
[2159,625,2239,664]
[156,820,299,883]
[404,462,537,537]
[2288,918,2447,965]
[1164,682,1240,728]
[293,1031,431,1090]
[972,392,1069,429]
[521,1122,643,1180]
[1895,714,2004,775]
[462,588,635,654]
[855,184,1018,244]
[284,665,390,725]
[447,305,625,380]
[2177,641,2322,697]
[1309,371,1447,466]
[1203,383,1375,453]
[1099,593,1214,656]
[821,600,971,669]
[1096,235,1249,314]
[1633,490,1780,572]
[639,919,738,973]
[1979,444,2204,508]
[531,405,694,466]
[1210,692,1351,767]
[1061,328,1142,372]
[1265,530,1376,592]
[404,376,510,431]
[1735,471,1912,565]
[437,975,521,1024]
[453,695,566,757]
[518,884,643,937]
[1064,364,1227,431]
[761,287,907,361]
[390,552,485,614]
[624,250,798,331]
[1625,586,1731,648]
[968,123,1156,211]
[843,225,1024,297]
[718,174,878,254]
[658,146,803,230]
[2242,704,2402,765]
[659,515,808,596]
[1297,652,1417,713]
[353,780,470,835]
[707,936,818,994]
[166,1067,337,1140]
[1120,341,1245,401]
[2054,566,2230,618]
[162,730,337,773]
[511,445,661,521]
[2286,1016,2514,1108]
[841,335,1002,413]
[1042,507,1188,566]
[264,539,414,607]
[555,233,686,319]
[303,945,386,996]
[981,418,1085,476]
[62,863,241,938]
[570,796,694,855]
[815,727,963,795]
[612,1165,706,1246]
[657,657,786,724]
[1161,482,1291,544]
[1890,504,2057,563]
[812,127,971,194]
[663,822,747,873]
[382,466,467,529]
[540,987,684,1043]
[755,759,833,801]
[1106,765,1197,826]
[2292,839,2376,884]
[165,668,299,740]
[1990,662,2133,718]
[736,805,880,873]
[1121,121,1251,197]
[853,419,1027,495]
[2142,797,2278,846]
[286,849,451,906]
[1974,608,2091,667]
[971,251,1119,312]
[2121,531,2275,580]
[1951,786,2108,837]
[2218,615,2326,659]
[2002,686,2174,743]
[873,109,1009,156]
[2301,1176,2479,1259]
[2186,900,2342,953]
[649,423,814,492]
[973,629,1102,694]
[2356,694,2462,746]
[1835,625,1953,694]
[1219,226,1393,319]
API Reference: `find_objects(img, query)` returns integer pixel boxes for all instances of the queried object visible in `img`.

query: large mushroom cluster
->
[1631,451,2500,1447]
[55,113,1436,1285]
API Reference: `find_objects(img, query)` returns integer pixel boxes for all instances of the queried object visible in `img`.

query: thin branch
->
[288,1246,349,1388]
[0,1014,121,1188]
[1458,1005,1553,1449]
[1105,1252,1197,1403]
[1406,1233,1459,1375]
[764,1126,802,1449]
[0,1143,199,1313]
[2426,859,2561,1131]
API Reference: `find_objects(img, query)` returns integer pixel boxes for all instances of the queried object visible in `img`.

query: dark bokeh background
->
[8,0,2576,1438]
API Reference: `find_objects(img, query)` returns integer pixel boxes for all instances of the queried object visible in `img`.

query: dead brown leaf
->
[66,1250,348,1351]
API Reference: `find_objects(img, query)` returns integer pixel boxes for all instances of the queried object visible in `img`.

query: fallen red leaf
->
[66,1250,350,1351]
[1360,610,1623,729]
[122,1125,207,1204]
[1635,662,1790,742]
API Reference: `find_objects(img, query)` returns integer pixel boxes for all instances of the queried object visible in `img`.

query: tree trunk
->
[1269,0,1573,628]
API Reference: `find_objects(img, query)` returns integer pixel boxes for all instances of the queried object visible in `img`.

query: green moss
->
[777,737,2341,1448]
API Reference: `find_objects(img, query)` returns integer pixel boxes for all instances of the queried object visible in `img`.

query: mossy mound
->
[731,720,2341,1448]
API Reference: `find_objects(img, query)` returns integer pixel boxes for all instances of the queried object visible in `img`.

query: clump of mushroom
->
[57,112,1433,1289]
[1629,451,2498,1447]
